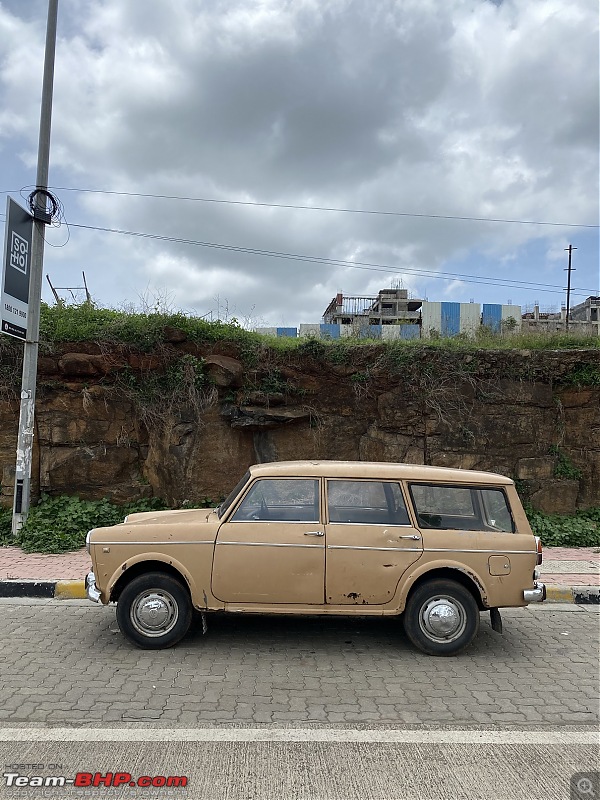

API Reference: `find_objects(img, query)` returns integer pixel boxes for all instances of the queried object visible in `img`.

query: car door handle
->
[304,531,325,537]
[398,534,421,540]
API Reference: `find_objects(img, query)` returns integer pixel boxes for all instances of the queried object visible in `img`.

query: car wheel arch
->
[400,565,487,612]
[109,557,194,603]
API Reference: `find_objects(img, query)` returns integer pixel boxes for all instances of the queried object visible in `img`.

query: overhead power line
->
[67,220,595,297]
[2,192,595,296]
[11,185,597,229]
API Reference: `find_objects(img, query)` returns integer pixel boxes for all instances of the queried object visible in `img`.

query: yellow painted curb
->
[545,586,574,603]
[54,580,86,599]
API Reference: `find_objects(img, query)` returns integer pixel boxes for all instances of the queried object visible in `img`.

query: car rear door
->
[325,479,423,605]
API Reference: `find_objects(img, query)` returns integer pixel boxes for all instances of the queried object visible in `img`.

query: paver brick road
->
[0,600,598,728]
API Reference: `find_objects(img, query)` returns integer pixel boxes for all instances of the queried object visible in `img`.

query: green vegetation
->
[0,304,597,411]
[548,445,583,481]
[526,507,600,548]
[560,364,600,388]
[0,505,11,543]
[14,496,169,553]
[115,352,213,427]
[37,302,262,350]
[258,368,288,394]
[276,330,600,355]
[0,302,595,354]
[2,495,598,553]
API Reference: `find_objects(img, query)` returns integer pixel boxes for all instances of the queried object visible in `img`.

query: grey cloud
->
[56,0,456,193]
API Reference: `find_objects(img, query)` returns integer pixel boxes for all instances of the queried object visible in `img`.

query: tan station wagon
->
[85,461,546,655]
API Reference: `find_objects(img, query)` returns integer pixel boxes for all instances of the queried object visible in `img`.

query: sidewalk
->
[0,545,598,602]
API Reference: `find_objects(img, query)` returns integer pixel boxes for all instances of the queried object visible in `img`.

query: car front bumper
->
[523,582,546,603]
[85,571,102,603]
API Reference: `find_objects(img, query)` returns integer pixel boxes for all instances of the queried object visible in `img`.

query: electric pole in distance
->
[564,244,577,333]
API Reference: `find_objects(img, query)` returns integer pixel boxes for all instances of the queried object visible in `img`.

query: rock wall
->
[1,338,598,514]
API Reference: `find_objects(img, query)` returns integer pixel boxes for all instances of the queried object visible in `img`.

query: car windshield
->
[218,470,250,519]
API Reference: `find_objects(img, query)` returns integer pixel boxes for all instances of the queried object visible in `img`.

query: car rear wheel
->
[116,572,192,649]
[403,579,480,656]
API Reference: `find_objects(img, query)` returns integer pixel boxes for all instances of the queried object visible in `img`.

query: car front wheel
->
[403,579,480,656]
[116,572,192,649]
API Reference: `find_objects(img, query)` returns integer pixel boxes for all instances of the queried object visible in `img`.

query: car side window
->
[410,484,480,530]
[327,480,410,525]
[230,479,319,522]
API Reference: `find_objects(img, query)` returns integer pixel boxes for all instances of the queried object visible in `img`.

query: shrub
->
[0,506,12,545]
[526,507,600,547]
[16,495,169,554]
[548,445,583,480]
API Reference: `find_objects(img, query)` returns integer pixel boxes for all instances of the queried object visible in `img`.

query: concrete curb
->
[0,580,598,604]
[546,585,600,605]
[0,580,87,599]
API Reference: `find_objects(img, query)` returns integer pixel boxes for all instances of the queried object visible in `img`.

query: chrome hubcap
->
[131,590,179,637]
[419,596,467,643]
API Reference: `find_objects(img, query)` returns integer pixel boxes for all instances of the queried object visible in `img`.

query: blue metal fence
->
[398,324,421,340]
[276,327,298,338]
[482,304,502,333]
[320,323,341,339]
[357,324,382,339]
[441,302,460,337]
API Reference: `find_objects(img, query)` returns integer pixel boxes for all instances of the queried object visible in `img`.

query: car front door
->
[212,477,325,604]
[325,479,423,605]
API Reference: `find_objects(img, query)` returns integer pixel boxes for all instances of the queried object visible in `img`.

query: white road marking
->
[0,728,597,744]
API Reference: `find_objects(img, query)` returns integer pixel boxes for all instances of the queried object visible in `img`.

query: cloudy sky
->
[0,0,598,328]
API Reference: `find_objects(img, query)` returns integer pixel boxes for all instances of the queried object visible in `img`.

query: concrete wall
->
[521,319,598,336]
[299,324,320,337]
[254,327,278,336]
[502,305,522,333]
[459,304,481,336]
[421,303,441,338]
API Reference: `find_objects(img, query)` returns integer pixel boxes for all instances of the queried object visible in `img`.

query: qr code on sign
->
[10,231,29,275]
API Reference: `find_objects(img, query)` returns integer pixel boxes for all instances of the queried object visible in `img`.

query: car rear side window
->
[479,489,514,532]
[409,484,514,532]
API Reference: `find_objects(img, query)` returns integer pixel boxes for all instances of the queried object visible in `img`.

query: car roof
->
[247,460,513,485]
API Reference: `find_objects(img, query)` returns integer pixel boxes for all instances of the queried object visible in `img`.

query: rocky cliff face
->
[1,337,598,514]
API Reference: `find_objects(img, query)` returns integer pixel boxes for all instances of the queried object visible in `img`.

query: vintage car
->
[85,461,545,655]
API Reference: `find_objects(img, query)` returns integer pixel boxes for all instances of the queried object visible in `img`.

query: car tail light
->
[535,536,542,566]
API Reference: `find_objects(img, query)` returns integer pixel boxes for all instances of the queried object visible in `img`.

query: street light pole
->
[12,0,59,534]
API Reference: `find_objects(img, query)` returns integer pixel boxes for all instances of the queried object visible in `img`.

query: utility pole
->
[12,0,59,534]
[564,244,577,333]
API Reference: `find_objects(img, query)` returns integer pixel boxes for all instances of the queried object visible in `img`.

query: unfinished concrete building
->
[570,296,600,334]
[322,288,423,326]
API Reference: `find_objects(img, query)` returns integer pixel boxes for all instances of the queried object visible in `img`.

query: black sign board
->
[1,197,33,340]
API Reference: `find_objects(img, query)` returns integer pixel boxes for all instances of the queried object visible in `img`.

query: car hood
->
[124,508,218,525]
